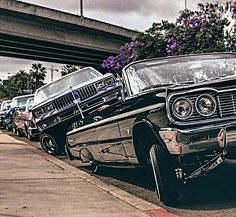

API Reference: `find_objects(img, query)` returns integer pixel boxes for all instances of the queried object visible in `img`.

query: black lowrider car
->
[66,53,236,205]
[32,67,121,155]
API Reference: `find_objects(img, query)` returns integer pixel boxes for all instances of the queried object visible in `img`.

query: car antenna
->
[69,86,84,119]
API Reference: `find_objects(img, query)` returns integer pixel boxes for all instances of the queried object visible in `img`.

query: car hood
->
[33,73,114,110]
[166,76,236,95]
[139,76,236,101]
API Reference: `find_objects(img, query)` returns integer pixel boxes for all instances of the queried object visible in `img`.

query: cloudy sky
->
[0,0,216,82]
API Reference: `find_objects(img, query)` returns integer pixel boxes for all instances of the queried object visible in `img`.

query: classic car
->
[13,97,39,140]
[5,94,33,132]
[32,67,121,155]
[66,53,236,205]
[0,100,11,128]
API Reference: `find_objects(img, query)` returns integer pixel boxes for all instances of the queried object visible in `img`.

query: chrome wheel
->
[40,134,58,155]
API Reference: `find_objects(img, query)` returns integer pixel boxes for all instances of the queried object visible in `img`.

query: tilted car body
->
[0,100,11,128]
[6,94,33,132]
[32,67,121,155]
[14,97,39,140]
[66,53,236,205]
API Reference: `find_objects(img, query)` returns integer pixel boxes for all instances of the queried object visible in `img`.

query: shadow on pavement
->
[84,160,236,211]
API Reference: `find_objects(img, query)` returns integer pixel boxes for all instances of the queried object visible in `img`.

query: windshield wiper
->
[141,84,175,91]
[141,81,194,91]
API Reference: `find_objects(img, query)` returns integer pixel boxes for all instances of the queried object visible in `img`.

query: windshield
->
[26,98,34,111]
[11,95,33,108]
[0,101,11,111]
[34,67,102,104]
[124,54,236,95]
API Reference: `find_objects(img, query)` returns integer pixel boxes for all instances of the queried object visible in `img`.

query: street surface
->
[0,132,176,217]
[3,130,236,217]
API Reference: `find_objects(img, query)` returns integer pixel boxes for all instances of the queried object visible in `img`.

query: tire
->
[6,124,10,131]
[27,132,33,141]
[90,161,99,173]
[24,125,33,141]
[149,144,179,205]
[40,133,65,155]
[16,129,21,137]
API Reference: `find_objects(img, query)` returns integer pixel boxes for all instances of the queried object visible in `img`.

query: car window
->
[11,96,32,108]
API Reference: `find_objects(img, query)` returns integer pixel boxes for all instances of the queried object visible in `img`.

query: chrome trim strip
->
[118,103,165,120]
[232,93,236,115]
[67,103,165,136]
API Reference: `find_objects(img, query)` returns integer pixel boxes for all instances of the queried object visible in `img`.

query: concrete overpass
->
[0,0,137,67]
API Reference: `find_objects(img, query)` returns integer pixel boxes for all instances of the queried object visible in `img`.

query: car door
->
[67,116,101,161]
[117,96,141,164]
[95,101,128,162]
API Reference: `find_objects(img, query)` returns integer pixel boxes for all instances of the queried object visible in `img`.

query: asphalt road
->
[5,130,236,217]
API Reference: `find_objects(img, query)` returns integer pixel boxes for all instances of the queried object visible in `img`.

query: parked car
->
[7,94,34,133]
[13,97,39,140]
[66,53,236,205]
[0,100,11,128]
[32,67,121,155]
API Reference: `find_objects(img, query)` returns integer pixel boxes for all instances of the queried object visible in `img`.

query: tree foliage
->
[29,63,47,91]
[0,63,47,99]
[61,65,80,76]
[102,1,236,75]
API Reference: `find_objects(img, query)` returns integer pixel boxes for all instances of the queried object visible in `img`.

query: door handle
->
[93,116,102,122]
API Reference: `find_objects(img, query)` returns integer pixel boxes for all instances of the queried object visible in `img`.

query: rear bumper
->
[159,122,236,158]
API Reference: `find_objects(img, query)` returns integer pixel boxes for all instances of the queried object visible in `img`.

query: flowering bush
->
[101,38,143,74]
[102,1,236,74]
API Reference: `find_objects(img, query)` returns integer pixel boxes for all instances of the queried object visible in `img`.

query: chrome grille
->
[227,130,236,142]
[77,84,97,101]
[54,92,74,110]
[218,91,236,117]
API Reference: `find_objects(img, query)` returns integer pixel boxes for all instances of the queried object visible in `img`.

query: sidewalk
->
[0,132,178,217]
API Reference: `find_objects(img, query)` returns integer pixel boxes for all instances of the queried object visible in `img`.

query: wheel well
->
[132,123,161,166]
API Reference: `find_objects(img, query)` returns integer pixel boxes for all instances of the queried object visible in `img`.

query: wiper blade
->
[141,84,175,91]
[141,81,193,91]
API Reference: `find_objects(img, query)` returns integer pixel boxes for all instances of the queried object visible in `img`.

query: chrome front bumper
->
[159,123,236,157]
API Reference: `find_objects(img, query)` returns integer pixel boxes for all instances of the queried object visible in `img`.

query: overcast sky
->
[0,0,217,82]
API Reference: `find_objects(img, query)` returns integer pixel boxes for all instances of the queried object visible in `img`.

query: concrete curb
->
[6,134,179,217]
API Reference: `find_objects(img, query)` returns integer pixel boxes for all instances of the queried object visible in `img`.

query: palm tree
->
[29,63,47,91]
[61,65,80,76]
[8,70,30,93]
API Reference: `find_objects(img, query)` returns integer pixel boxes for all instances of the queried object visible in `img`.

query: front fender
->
[131,119,169,165]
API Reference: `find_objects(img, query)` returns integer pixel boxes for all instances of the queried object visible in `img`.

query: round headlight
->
[196,94,216,116]
[172,98,193,120]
